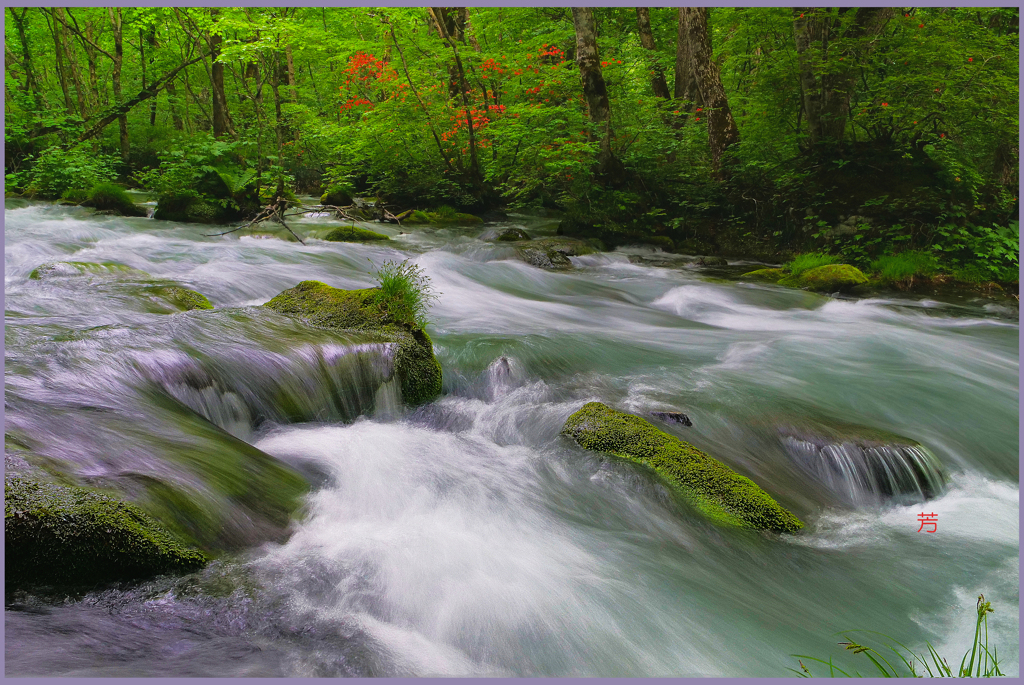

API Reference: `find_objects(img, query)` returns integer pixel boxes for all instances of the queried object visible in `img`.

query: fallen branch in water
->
[204,200,402,241]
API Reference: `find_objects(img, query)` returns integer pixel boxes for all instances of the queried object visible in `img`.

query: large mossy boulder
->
[153,191,243,225]
[320,185,354,206]
[323,226,391,242]
[5,476,207,588]
[497,227,531,242]
[562,402,804,533]
[264,280,442,405]
[778,264,869,292]
[514,237,596,269]
[83,182,147,217]
[402,207,483,225]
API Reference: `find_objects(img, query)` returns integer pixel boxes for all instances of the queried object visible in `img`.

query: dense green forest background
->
[4,6,1019,283]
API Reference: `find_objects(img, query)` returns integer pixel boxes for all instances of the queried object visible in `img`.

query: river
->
[4,198,1019,677]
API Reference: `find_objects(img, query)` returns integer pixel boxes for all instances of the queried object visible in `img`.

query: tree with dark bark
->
[571,7,622,179]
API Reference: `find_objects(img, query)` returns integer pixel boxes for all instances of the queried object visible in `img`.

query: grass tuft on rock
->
[785,252,842,277]
[85,182,147,217]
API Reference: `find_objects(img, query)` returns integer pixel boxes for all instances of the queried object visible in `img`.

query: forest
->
[5,6,1019,285]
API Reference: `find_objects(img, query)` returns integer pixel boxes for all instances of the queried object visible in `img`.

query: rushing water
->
[4,198,1019,677]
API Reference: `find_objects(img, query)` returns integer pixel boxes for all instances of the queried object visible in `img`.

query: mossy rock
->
[59,188,90,205]
[645,236,675,252]
[740,268,787,283]
[516,245,572,269]
[162,286,214,311]
[323,226,391,242]
[320,185,354,206]
[402,208,483,225]
[562,402,804,533]
[497,228,531,242]
[778,264,869,292]
[264,280,442,406]
[153,192,242,225]
[83,182,147,217]
[5,475,206,588]
[697,256,729,266]
[29,261,149,280]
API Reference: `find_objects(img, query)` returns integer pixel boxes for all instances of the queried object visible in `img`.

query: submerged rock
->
[740,267,786,283]
[515,237,596,269]
[697,256,728,266]
[776,421,947,505]
[497,227,531,242]
[264,280,442,405]
[160,286,214,311]
[323,226,391,242]
[650,411,692,426]
[29,261,149,280]
[402,208,483,225]
[778,264,868,292]
[562,402,803,533]
[5,475,206,588]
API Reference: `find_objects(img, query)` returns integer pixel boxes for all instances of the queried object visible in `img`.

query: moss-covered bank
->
[323,226,391,242]
[562,402,803,533]
[5,476,206,588]
[264,280,442,405]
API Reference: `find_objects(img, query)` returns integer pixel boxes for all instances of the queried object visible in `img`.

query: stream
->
[4,197,1019,677]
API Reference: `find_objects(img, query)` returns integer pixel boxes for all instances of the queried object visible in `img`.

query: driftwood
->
[203,199,405,242]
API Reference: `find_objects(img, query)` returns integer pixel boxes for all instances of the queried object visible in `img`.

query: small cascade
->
[779,427,947,506]
[482,355,526,400]
[138,341,398,440]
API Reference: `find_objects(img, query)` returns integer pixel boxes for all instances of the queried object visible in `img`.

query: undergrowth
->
[785,252,842,277]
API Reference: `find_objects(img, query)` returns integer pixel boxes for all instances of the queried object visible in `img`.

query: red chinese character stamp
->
[917,512,938,533]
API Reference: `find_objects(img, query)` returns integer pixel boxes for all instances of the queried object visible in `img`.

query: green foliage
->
[931,222,1019,283]
[372,259,438,330]
[791,594,1003,678]
[11,146,119,199]
[785,252,842,277]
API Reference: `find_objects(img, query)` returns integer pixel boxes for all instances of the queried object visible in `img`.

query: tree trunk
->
[9,9,40,106]
[56,9,88,117]
[793,7,889,149]
[285,45,298,103]
[84,21,101,110]
[682,7,738,176]
[572,7,621,179]
[164,78,184,130]
[46,11,75,114]
[209,11,229,138]
[673,8,700,109]
[429,7,484,192]
[636,8,670,99]
[107,8,130,162]
[461,8,483,52]
[145,27,158,125]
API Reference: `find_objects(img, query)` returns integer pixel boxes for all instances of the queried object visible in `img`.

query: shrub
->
[372,259,438,329]
[785,252,842,277]
[19,146,119,199]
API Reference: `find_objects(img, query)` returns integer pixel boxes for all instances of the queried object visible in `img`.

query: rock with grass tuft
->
[778,264,869,292]
[324,226,391,242]
[84,182,147,217]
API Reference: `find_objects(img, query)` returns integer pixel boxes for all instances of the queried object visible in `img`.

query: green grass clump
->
[324,226,391,242]
[791,594,1003,678]
[778,264,869,292]
[870,251,940,288]
[785,252,842,277]
[373,259,438,329]
[561,402,804,533]
[87,182,146,216]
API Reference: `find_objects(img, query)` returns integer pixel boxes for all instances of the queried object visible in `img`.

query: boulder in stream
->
[514,237,596,269]
[323,226,391,242]
[5,475,206,588]
[320,184,354,206]
[82,182,147,217]
[264,280,442,405]
[562,402,804,533]
[777,264,869,292]
[740,268,786,283]
[497,228,531,242]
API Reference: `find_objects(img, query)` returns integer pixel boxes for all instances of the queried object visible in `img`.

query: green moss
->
[562,402,804,533]
[778,264,869,292]
[497,228,531,242]
[324,226,391,242]
[646,235,675,252]
[264,280,441,405]
[154,191,240,225]
[741,268,787,282]
[402,208,483,225]
[60,187,90,205]
[320,184,354,206]
[785,252,842,277]
[165,287,214,310]
[29,261,149,280]
[5,476,206,587]
[86,182,146,217]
